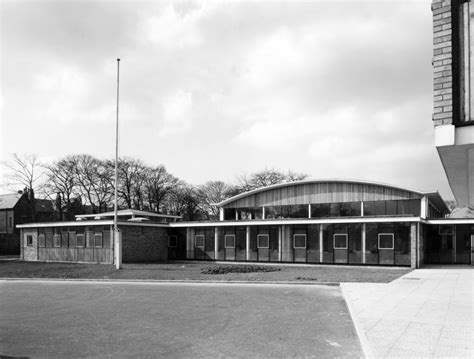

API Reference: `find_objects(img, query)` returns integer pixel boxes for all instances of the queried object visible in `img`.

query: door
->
[333,234,348,263]
[293,234,307,262]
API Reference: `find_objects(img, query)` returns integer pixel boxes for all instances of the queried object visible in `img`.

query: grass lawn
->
[0,260,411,283]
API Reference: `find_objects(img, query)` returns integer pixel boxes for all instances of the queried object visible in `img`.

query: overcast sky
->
[0,0,454,199]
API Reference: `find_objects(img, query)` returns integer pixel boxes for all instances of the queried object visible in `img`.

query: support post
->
[319,224,323,263]
[362,223,366,264]
[186,227,195,259]
[214,227,219,260]
[278,225,282,262]
[246,226,250,261]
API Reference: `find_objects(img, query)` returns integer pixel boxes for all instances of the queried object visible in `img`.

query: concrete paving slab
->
[342,266,474,359]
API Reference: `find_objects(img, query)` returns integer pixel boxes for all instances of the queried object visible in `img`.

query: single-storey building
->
[18,180,474,268]
[168,179,474,268]
[17,209,180,264]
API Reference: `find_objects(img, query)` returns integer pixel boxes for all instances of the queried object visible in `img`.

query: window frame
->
[38,228,46,248]
[168,235,177,248]
[53,233,61,248]
[94,233,103,248]
[439,225,454,235]
[76,233,85,248]
[26,235,33,247]
[333,233,348,249]
[195,235,205,248]
[293,234,307,249]
[378,233,394,250]
[224,234,236,249]
[257,234,269,249]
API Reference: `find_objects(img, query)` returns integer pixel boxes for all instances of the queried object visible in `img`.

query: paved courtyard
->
[0,280,363,358]
[342,266,474,358]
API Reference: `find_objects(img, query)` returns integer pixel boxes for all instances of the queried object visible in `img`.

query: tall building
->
[432,0,474,208]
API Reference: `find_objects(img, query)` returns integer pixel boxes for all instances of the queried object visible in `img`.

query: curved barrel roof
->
[217,179,448,212]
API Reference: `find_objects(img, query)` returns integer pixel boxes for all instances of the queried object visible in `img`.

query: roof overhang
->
[435,124,474,207]
[170,217,422,228]
[17,220,170,229]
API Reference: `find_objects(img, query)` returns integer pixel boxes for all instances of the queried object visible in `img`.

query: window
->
[8,217,12,228]
[94,233,103,248]
[224,208,235,220]
[76,227,85,247]
[53,228,61,247]
[26,235,33,246]
[333,234,348,249]
[68,227,76,248]
[439,225,453,235]
[38,228,45,247]
[168,235,177,248]
[378,233,394,250]
[257,234,269,248]
[293,234,306,248]
[76,234,85,247]
[224,235,235,248]
[195,235,205,247]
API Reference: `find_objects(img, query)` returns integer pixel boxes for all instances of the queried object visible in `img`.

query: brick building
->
[0,191,54,255]
[18,210,179,264]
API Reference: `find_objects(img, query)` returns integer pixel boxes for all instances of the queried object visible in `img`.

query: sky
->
[0,0,454,199]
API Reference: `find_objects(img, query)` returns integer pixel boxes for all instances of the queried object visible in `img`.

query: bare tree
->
[111,157,148,210]
[2,153,45,220]
[197,181,238,220]
[2,153,43,191]
[165,183,204,221]
[237,168,309,192]
[44,156,79,220]
[71,154,114,213]
[145,165,178,213]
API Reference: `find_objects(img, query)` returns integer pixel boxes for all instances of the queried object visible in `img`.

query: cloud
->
[159,89,194,136]
[139,2,217,49]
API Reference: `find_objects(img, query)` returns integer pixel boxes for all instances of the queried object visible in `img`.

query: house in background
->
[0,191,54,255]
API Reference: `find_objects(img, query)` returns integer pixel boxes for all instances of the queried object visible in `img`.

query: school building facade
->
[15,0,474,267]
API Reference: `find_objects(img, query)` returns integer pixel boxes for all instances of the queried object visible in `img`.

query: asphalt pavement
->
[0,280,363,358]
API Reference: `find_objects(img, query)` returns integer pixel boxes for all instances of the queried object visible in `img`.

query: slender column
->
[235,209,238,221]
[420,196,428,219]
[308,204,311,218]
[219,208,224,221]
[262,206,265,220]
[214,227,219,261]
[362,223,366,264]
[186,227,195,259]
[319,224,323,263]
[278,225,283,262]
[410,223,417,269]
[453,225,456,263]
[361,202,364,217]
[246,226,250,261]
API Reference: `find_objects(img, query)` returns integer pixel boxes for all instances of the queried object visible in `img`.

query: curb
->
[0,277,340,286]
[340,283,376,359]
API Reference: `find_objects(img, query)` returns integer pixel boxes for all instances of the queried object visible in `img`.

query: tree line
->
[2,153,308,221]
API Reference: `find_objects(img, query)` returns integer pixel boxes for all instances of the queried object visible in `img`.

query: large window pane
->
[311,204,330,218]
[365,224,378,264]
[224,208,235,220]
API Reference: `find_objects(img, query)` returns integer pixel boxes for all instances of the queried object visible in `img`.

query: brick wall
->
[121,225,169,263]
[432,0,454,126]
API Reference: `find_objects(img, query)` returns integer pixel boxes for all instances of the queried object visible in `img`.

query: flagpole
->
[114,58,121,270]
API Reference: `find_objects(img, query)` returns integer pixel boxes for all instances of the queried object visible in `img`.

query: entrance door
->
[293,234,307,263]
[333,234,348,263]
